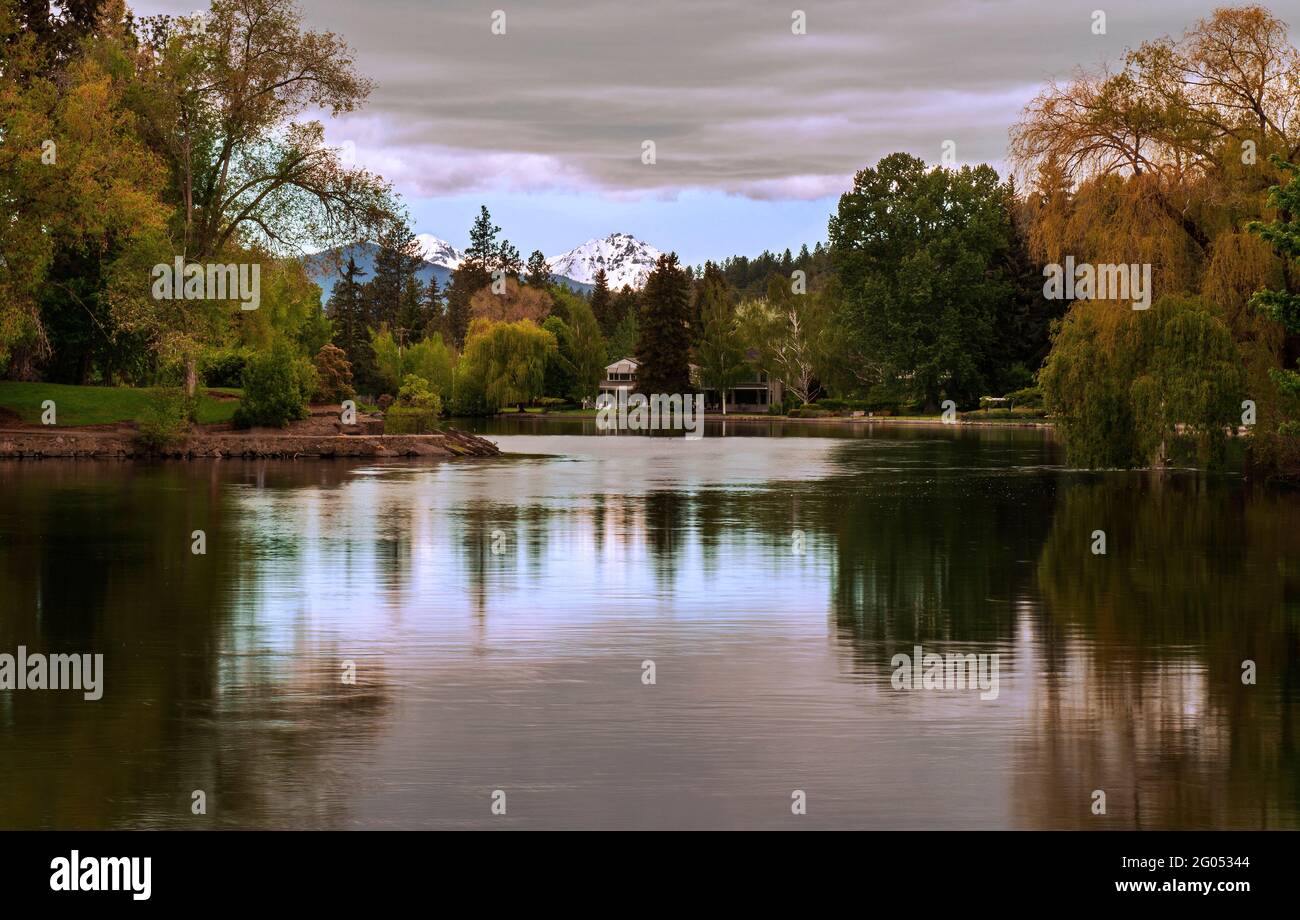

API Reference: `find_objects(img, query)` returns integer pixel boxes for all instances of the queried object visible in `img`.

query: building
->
[598,356,783,413]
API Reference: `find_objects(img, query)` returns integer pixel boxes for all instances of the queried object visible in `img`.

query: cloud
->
[133,0,1296,202]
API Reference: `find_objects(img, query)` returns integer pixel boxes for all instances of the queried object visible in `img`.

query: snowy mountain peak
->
[414,234,465,269]
[546,233,663,290]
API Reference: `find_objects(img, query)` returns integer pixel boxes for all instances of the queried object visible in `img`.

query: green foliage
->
[695,282,748,412]
[371,326,454,399]
[457,318,557,411]
[384,374,442,433]
[135,388,192,452]
[312,343,355,402]
[1041,296,1243,468]
[233,342,316,428]
[1246,155,1300,449]
[544,297,605,403]
[828,153,1020,408]
[199,348,249,388]
[635,253,694,394]
[403,335,455,399]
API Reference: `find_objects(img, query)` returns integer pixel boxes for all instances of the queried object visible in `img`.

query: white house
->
[598,356,783,412]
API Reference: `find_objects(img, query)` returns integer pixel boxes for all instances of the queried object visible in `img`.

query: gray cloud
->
[134,1,1292,199]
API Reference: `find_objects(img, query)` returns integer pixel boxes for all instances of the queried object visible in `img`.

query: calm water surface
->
[1,421,1297,829]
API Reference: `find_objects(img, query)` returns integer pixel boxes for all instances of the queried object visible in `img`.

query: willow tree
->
[1011,4,1300,471]
[1041,295,1242,468]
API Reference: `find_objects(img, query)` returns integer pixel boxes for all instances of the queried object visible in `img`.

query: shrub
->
[377,394,394,412]
[385,374,442,433]
[1004,385,1044,408]
[199,349,249,388]
[136,389,192,452]
[313,343,355,403]
[233,342,316,428]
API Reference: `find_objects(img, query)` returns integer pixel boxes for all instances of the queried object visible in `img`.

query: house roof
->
[605,357,639,374]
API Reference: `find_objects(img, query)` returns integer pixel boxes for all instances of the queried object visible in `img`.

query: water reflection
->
[0,424,1295,829]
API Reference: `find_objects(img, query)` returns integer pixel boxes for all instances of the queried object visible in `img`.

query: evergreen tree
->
[368,221,423,332]
[526,249,551,287]
[328,256,378,393]
[497,239,523,280]
[589,269,613,336]
[635,253,694,395]
[448,206,500,349]
[465,205,501,271]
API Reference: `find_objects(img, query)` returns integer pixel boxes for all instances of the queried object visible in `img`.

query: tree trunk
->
[184,356,198,398]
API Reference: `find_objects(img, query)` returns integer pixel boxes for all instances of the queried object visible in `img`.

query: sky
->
[130,1,1300,264]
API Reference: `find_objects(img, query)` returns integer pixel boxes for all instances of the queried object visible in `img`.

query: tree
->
[736,278,826,407]
[1247,155,1300,443]
[131,0,398,393]
[445,205,500,349]
[589,269,613,336]
[458,318,557,412]
[635,253,693,395]
[328,256,377,392]
[695,295,748,414]
[1,2,168,378]
[367,220,424,338]
[554,295,605,403]
[312,342,354,402]
[469,277,552,324]
[1040,295,1243,468]
[496,239,522,280]
[525,250,551,287]
[828,153,1016,409]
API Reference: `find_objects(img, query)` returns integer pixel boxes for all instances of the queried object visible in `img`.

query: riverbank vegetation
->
[2,2,1299,476]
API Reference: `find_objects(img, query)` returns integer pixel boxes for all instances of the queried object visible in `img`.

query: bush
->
[199,349,249,388]
[136,389,192,452]
[385,374,442,433]
[1004,385,1044,408]
[385,405,440,433]
[313,343,355,403]
[377,394,394,412]
[233,342,316,428]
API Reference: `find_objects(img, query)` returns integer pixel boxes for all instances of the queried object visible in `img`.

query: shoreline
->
[0,427,500,460]
[494,411,1055,430]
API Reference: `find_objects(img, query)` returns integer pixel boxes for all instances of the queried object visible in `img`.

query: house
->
[598,356,783,413]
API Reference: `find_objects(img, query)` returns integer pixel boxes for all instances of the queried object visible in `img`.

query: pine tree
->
[368,221,423,332]
[635,253,694,395]
[526,250,551,287]
[328,256,377,393]
[497,239,522,280]
[589,268,613,336]
[449,206,500,349]
[465,205,501,271]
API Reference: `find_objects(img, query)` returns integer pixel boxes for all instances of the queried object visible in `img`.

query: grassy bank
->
[0,382,241,427]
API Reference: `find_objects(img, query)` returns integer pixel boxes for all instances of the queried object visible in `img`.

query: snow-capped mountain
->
[414,233,465,269]
[547,233,662,290]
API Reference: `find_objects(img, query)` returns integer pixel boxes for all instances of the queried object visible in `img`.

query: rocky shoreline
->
[0,427,501,460]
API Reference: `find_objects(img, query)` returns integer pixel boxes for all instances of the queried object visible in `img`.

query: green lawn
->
[0,382,241,426]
